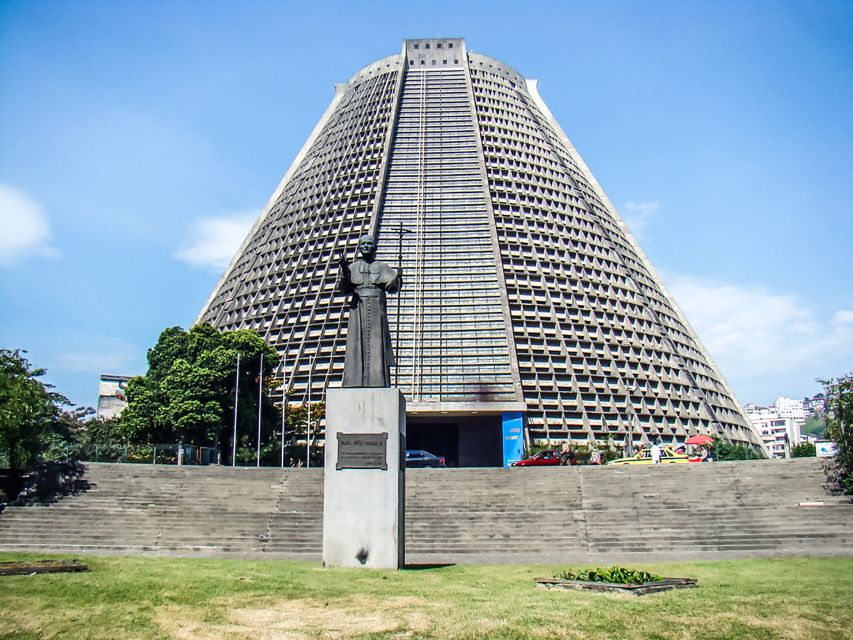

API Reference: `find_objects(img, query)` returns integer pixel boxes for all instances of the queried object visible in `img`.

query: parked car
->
[405,449,446,468]
[511,449,562,467]
[607,447,692,465]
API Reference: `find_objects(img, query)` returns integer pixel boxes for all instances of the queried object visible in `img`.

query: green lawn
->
[1,554,852,639]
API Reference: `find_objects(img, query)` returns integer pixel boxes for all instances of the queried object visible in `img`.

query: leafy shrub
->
[527,442,622,464]
[599,448,622,464]
[571,445,622,465]
[127,444,154,463]
[527,441,553,457]
[572,445,592,465]
[555,566,663,584]
[792,442,816,458]
[712,437,762,460]
[822,374,853,494]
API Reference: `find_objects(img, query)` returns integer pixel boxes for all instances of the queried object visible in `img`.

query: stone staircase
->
[0,465,323,558]
[404,459,853,563]
[0,458,850,563]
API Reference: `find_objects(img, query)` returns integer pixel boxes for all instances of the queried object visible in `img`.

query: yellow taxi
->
[607,447,692,465]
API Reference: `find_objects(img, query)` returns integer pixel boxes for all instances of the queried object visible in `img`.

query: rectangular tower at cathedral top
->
[404,38,466,67]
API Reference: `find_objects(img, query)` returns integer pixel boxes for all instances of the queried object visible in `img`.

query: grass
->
[0,554,852,639]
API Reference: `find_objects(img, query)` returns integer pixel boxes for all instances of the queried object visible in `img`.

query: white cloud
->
[174,211,256,271]
[55,339,138,373]
[833,310,853,325]
[666,274,853,390]
[0,184,58,265]
[620,201,660,239]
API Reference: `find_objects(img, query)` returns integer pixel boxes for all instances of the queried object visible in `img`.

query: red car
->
[511,450,561,467]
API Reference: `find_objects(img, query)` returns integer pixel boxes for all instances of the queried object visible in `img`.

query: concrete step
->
[2,458,850,562]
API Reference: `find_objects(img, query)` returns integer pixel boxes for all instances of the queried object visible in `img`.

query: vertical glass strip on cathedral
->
[374,40,517,405]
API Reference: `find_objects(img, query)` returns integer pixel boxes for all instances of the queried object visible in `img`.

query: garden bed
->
[0,560,89,576]
[535,576,697,595]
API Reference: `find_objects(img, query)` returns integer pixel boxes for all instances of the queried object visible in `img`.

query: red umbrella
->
[685,434,714,446]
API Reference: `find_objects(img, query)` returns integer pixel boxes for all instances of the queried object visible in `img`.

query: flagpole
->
[306,363,312,468]
[256,352,264,467]
[280,369,286,468]
[232,353,240,467]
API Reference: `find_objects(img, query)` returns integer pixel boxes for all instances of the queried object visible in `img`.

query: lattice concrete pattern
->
[197,38,764,451]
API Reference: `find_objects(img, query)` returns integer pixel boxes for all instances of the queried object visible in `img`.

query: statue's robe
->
[338,259,401,387]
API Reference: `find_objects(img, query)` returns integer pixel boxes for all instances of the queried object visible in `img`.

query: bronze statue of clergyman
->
[337,234,402,387]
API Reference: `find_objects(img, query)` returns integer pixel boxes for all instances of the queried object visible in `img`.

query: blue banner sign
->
[502,412,524,467]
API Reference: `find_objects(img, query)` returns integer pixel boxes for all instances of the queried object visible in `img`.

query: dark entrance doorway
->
[407,422,459,466]
[406,415,502,467]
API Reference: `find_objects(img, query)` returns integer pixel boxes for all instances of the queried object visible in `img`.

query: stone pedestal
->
[323,387,406,569]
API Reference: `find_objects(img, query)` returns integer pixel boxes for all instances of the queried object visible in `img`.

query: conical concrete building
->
[199,38,765,465]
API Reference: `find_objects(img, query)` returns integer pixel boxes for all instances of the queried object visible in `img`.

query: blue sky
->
[1,0,851,408]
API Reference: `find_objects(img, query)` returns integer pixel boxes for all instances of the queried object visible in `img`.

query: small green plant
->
[555,565,663,584]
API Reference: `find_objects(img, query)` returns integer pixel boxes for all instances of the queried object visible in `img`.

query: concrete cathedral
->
[197,38,766,466]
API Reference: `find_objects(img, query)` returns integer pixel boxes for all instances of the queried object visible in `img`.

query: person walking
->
[560,442,571,466]
[650,441,662,464]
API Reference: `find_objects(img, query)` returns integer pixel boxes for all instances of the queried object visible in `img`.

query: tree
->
[802,415,828,439]
[823,373,853,494]
[0,349,67,470]
[40,405,96,462]
[34,405,130,463]
[122,324,280,461]
[278,401,325,466]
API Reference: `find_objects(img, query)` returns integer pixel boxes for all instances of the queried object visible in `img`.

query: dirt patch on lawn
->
[720,612,842,640]
[0,608,43,639]
[158,595,435,640]
[672,610,840,640]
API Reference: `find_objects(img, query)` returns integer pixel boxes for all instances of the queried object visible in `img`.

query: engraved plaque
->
[336,432,388,470]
